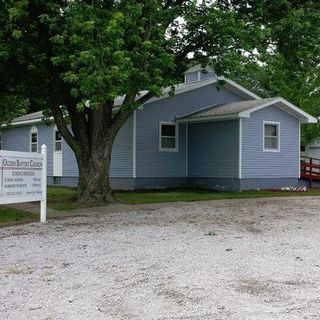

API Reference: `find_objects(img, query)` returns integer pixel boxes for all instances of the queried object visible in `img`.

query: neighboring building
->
[1,65,317,191]
[304,138,320,159]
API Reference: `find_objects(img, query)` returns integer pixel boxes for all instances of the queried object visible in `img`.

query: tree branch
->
[112,91,154,131]
[51,106,80,154]
[136,91,154,105]
[162,0,187,10]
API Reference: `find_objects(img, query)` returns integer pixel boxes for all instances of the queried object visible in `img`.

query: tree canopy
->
[223,0,320,143]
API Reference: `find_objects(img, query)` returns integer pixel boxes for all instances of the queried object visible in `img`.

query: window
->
[263,122,280,152]
[53,177,61,185]
[159,122,178,152]
[0,130,2,150]
[30,126,38,152]
[54,129,62,152]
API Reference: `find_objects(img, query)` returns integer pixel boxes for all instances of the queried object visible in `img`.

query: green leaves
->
[1,0,264,118]
[3,0,317,135]
[221,1,320,143]
[0,94,29,124]
[12,29,22,39]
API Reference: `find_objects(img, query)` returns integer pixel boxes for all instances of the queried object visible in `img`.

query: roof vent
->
[184,64,216,83]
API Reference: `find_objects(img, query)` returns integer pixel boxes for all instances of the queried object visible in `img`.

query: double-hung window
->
[54,129,62,152]
[263,122,280,152]
[159,122,178,152]
[30,126,38,152]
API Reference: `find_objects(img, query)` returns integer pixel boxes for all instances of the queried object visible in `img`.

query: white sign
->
[0,145,47,222]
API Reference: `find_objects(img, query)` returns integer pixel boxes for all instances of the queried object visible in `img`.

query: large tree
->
[222,0,320,144]
[1,0,260,202]
[5,1,320,202]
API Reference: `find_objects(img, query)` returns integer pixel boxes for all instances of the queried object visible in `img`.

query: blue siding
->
[2,124,54,176]
[188,120,239,178]
[185,71,199,83]
[63,117,133,178]
[37,125,54,176]
[241,106,300,178]
[63,126,78,177]
[2,116,133,178]
[2,126,30,152]
[136,83,244,178]
[57,117,133,178]
[110,115,133,177]
[200,71,215,81]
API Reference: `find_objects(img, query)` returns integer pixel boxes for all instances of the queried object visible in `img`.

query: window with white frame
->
[159,122,178,152]
[30,126,38,152]
[263,122,280,151]
[54,129,62,152]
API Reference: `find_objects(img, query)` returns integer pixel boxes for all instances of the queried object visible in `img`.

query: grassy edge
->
[2,187,320,226]
[0,207,38,227]
[48,186,320,209]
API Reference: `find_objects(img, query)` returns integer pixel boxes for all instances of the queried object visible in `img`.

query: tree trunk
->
[74,136,116,204]
[52,98,147,205]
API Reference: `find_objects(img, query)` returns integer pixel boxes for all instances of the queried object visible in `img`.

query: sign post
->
[0,145,48,223]
[40,145,47,223]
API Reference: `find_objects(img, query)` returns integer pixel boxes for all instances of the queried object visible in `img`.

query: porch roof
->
[176,97,317,124]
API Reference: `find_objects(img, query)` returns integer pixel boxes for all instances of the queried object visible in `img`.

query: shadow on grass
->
[0,207,38,227]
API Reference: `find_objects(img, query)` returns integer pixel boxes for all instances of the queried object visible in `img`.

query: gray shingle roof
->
[178,98,277,120]
[12,111,44,123]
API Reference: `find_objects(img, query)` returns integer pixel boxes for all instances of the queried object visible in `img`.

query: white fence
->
[0,145,47,222]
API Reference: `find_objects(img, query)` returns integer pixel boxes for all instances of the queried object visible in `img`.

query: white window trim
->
[53,126,63,153]
[159,121,179,152]
[298,121,301,178]
[133,110,137,178]
[30,125,38,153]
[185,123,188,177]
[239,118,242,178]
[263,121,280,152]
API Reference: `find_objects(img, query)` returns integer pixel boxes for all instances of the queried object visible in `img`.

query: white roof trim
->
[218,77,260,100]
[177,97,317,124]
[239,97,317,123]
[142,77,260,106]
[177,114,240,123]
[1,117,46,127]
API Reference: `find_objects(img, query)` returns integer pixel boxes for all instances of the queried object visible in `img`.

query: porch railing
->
[300,155,320,187]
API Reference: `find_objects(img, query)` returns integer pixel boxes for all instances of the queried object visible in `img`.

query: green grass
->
[116,188,320,204]
[48,186,320,208]
[0,207,38,227]
[47,186,79,211]
[2,187,320,226]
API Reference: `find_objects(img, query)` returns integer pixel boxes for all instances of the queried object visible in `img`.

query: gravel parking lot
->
[1,197,320,320]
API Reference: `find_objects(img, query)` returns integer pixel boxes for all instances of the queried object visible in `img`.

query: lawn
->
[116,188,320,204]
[0,207,38,227]
[2,186,320,226]
[48,186,320,208]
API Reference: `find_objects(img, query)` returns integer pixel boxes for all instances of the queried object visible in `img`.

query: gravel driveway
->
[1,197,320,320]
